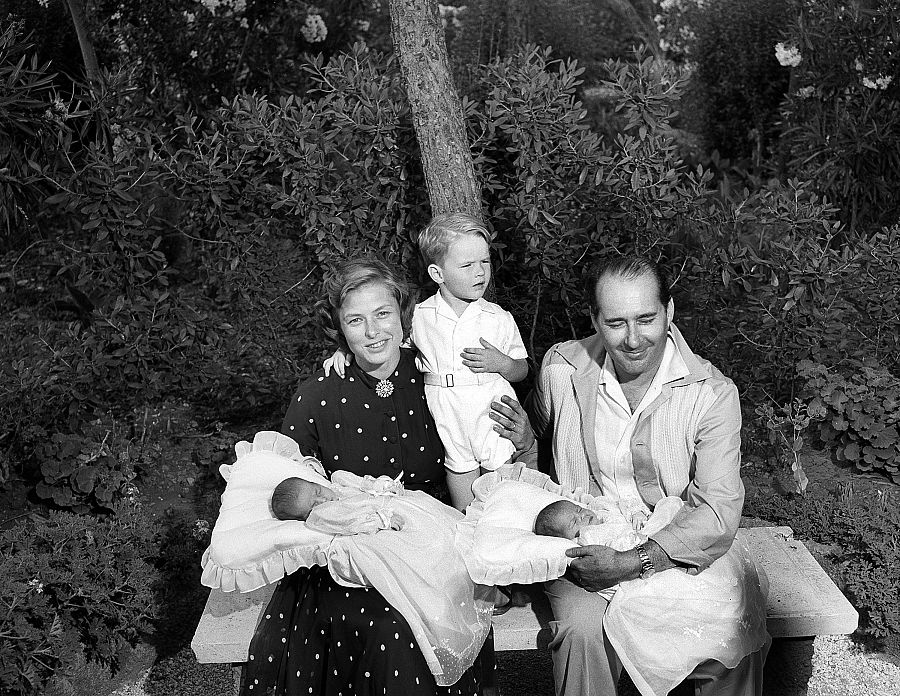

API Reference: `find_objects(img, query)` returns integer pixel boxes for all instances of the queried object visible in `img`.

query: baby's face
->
[552,501,599,540]
[294,481,337,518]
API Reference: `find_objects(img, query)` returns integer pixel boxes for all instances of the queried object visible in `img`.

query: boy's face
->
[430,234,491,303]
[293,481,337,519]
[551,501,600,539]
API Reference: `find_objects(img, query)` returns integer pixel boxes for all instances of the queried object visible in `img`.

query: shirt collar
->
[431,291,494,319]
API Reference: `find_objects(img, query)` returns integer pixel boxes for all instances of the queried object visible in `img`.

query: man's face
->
[591,272,672,384]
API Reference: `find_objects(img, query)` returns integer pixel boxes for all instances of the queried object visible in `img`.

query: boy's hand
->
[323,349,352,378]
[461,338,512,374]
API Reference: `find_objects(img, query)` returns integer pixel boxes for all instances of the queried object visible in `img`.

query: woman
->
[241,258,519,696]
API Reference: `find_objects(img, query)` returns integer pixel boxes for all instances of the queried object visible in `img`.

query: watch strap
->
[635,543,655,579]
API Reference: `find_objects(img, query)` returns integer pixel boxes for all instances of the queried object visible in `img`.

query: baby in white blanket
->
[533,496,684,549]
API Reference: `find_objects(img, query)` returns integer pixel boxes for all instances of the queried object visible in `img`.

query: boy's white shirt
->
[411,291,528,379]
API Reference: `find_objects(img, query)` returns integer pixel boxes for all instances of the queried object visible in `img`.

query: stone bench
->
[191,526,858,688]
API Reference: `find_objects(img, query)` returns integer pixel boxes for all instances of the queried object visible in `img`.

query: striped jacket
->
[527,324,744,571]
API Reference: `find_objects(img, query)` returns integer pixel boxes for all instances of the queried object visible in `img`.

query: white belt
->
[422,372,502,388]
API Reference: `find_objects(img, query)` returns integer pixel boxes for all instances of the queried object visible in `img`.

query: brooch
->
[375,379,394,398]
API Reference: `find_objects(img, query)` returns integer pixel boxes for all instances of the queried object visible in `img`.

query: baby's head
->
[271,477,337,521]
[419,213,492,302]
[534,500,599,540]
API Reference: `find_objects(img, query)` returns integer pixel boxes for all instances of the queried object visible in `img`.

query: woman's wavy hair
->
[314,257,416,354]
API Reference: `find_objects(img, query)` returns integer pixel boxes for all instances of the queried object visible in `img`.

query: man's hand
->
[323,349,351,378]
[489,395,535,454]
[565,545,639,592]
[461,338,512,374]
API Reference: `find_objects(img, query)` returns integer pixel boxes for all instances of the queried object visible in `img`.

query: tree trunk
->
[388,0,482,218]
[64,0,101,86]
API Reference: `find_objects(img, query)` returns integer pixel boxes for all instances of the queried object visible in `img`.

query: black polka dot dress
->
[281,349,446,487]
[240,349,485,695]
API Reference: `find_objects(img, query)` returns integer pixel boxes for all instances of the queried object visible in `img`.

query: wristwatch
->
[635,544,656,579]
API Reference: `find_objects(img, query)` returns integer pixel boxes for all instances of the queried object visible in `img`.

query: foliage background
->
[1,0,899,693]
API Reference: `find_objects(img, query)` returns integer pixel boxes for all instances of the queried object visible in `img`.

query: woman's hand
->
[489,395,535,454]
[323,349,352,378]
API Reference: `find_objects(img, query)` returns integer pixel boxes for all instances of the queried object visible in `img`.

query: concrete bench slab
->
[191,526,859,664]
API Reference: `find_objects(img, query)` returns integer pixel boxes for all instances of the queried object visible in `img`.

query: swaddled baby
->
[272,471,406,533]
[533,496,684,601]
[269,469,496,687]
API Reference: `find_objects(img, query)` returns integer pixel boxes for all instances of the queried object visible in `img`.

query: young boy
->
[327,213,529,509]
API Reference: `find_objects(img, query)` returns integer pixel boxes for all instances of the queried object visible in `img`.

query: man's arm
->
[650,381,744,570]
[565,540,678,591]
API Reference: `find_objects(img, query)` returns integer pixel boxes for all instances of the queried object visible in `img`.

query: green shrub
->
[798,360,900,483]
[0,504,157,695]
[746,484,900,642]
[778,0,900,231]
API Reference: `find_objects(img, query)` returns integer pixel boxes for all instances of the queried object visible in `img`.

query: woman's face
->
[338,281,404,378]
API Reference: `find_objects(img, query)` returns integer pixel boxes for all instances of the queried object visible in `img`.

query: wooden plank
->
[191,526,859,663]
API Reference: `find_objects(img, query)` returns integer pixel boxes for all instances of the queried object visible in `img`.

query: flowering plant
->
[778,0,900,230]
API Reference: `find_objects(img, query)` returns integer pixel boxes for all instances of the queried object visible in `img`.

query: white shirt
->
[593,333,689,502]
[411,292,527,380]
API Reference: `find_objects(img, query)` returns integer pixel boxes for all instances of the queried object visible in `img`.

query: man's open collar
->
[553,324,712,388]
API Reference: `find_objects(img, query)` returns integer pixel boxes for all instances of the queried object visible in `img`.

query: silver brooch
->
[375,379,394,398]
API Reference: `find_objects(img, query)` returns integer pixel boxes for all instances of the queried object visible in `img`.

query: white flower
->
[854,58,864,72]
[300,14,328,42]
[200,0,221,12]
[184,11,196,23]
[862,74,893,90]
[231,0,247,12]
[775,42,802,67]
[239,17,249,28]
[192,519,211,540]
[27,579,44,593]
[796,85,815,99]
[190,49,199,59]
[37,0,50,7]
[355,19,370,32]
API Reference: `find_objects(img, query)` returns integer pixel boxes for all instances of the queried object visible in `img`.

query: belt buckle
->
[445,374,454,388]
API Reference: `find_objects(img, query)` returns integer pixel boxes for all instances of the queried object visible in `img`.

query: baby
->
[327,213,529,507]
[271,474,404,533]
[269,469,497,687]
[533,499,654,551]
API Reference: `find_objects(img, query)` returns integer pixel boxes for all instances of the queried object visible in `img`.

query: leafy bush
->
[746,483,900,642]
[0,504,157,695]
[0,22,63,247]
[798,360,900,483]
[685,0,792,161]
[778,0,900,231]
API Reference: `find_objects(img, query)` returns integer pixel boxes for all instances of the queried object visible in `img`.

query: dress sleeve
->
[281,383,322,458]
[306,497,398,535]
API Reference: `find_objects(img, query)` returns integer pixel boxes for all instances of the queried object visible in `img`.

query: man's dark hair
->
[583,255,671,316]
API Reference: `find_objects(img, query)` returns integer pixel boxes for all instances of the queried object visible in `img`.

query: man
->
[527,256,770,696]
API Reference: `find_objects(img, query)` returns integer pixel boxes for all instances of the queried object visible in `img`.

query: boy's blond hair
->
[418,212,491,267]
